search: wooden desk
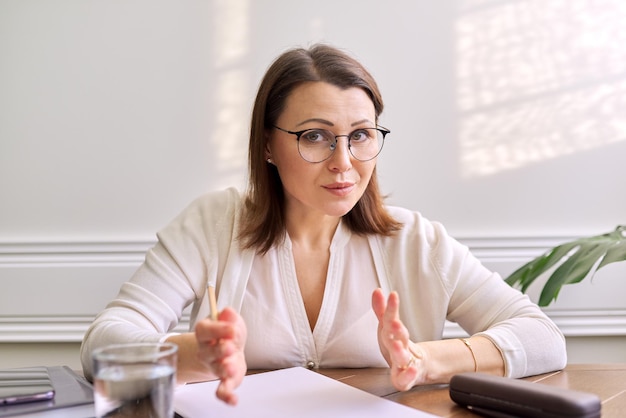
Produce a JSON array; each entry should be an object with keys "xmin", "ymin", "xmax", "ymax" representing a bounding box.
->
[{"xmin": 317, "ymin": 364, "xmax": 626, "ymax": 417}]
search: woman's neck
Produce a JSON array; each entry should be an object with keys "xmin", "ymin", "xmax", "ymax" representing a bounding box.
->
[{"xmin": 285, "ymin": 211, "xmax": 340, "ymax": 250}]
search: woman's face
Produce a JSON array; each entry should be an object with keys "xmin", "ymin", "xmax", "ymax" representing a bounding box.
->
[{"xmin": 266, "ymin": 81, "xmax": 378, "ymax": 220}]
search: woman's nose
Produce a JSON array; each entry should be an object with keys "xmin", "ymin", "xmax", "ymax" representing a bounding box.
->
[{"xmin": 327, "ymin": 137, "xmax": 353, "ymax": 171}]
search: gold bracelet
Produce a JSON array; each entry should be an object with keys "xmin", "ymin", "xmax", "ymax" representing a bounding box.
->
[{"xmin": 460, "ymin": 338, "xmax": 478, "ymax": 372}]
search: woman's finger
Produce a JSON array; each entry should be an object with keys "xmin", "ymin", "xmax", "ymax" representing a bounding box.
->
[
  {"xmin": 218, "ymin": 307, "xmax": 247, "ymax": 347},
  {"xmin": 195, "ymin": 320, "xmax": 234, "ymax": 343},
  {"xmin": 382, "ymin": 291, "xmax": 400, "ymax": 324},
  {"xmin": 371, "ymin": 288, "xmax": 387, "ymax": 320},
  {"xmin": 215, "ymin": 351, "xmax": 246, "ymax": 405}
]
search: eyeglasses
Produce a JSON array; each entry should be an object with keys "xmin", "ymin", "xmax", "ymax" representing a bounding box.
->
[{"xmin": 273, "ymin": 126, "xmax": 390, "ymax": 163}]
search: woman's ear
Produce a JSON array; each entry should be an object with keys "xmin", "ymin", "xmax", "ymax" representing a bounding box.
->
[{"xmin": 264, "ymin": 137, "xmax": 273, "ymax": 164}]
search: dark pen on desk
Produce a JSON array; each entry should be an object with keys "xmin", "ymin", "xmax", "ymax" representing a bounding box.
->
[{"xmin": 207, "ymin": 285, "xmax": 218, "ymax": 321}]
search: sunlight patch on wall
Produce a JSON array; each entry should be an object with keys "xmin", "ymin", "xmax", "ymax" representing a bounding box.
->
[
  {"xmin": 456, "ymin": 0, "xmax": 626, "ymax": 178},
  {"xmin": 211, "ymin": 0, "xmax": 250, "ymax": 189}
]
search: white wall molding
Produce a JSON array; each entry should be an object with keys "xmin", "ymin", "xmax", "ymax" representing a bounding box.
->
[
  {"xmin": 443, "ymin": 310, "xmax": 626, "ymax": 339},
  {"xmin": 3, "ymin": 310, "xmax": 625, "ymax": 343},
  {"xmin": 0, "ymin": 234, "xmax": 578, "ymax": 266},
  {"xmin": 0, "ymin": 315, "xmax": 191, "ymax": 343},
  {"xmin": 1, "ymin": 236, "xmax": 625, "ymax": 343},
  {"xmin": 0, "ymin": 240, "xmax": 156, "ymax": 266},
  {"xmin": 0, "ymin": 315, "xmax": 94, "ymax": 343},
  {"xmin": 544, "ymin": 309, "xmax": 626, "ymax": 337}
]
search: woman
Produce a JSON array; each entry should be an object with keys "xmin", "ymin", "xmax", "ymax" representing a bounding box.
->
[{"xmin": 80, "ymin": 44, "xmax": 566, "ymax": 405}]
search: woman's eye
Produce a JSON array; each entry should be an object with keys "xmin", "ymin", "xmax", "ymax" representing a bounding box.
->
[
  {"xmin": 303, "ymin": 130, "xmax": 328, "ymax": 143},
  {"xmin": 350, "ymin": 130, "xmax": 370, "ymax": 142}
]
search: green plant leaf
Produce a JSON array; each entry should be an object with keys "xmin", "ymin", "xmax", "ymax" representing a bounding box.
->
[
  {"xmin": 597, "ymin": 226, "xmax": 626, "ymax": 269},
  {"xmin": 539, "ymin": 242, "xmax": 609, "ymax": 306},
  {"xmin": 598, "ymin": 244, "xmax": 626, "ymax": 268},
  {"xmin": 505, "ymin": 225, "xmax": 626, "ymax": 306},
  {"xmin": 505, "ymin": 242, "xmax": 579, "ymax": 292}
]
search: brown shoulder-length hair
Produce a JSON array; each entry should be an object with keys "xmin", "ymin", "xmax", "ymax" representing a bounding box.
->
[{"xmin": 239, "ymin": 44, "xmax": 402, "ymax": 254}]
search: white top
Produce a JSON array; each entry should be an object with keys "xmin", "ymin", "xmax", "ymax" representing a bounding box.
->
[
  {"xmin": 80, "ymin": 187, "xmax": 567, "ymax": 379},
  {"xmin": 242, "ymin": 225, "xmax": 386, "ymax": 369}
]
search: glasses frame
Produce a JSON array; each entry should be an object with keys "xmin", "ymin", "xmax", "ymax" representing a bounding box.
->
[{"xmin": 273, "ymin": 125, "xmax": 390, "ymax": 163}]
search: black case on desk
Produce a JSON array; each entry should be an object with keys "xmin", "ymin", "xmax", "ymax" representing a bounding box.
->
[{"xmin": 449, "ymin": 372, "xmax": 601, "ymax": 418}]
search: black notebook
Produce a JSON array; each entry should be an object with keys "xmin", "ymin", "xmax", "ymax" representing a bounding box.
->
[{"xmin": 0, "ymin": 366, "xmax": 93, "ymax": 417}]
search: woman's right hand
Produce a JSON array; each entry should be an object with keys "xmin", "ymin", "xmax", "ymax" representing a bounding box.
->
[{"xmin": 193, "ymin": 306, "xmax": 248, "ymax": 405}]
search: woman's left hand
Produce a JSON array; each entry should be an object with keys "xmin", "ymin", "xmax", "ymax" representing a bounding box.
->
[{"xmin": 371, "ymin": 288, "xmax": 427, "ymax": 391}]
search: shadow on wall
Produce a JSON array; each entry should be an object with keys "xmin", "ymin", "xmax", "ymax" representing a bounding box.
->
[
  {"xmin": 210, "ymin": 0, "xmax": 251, "ymax": 190},
  {"xmin": 456, "ymin": 0, "xmax": 626, "ymax": 178}
]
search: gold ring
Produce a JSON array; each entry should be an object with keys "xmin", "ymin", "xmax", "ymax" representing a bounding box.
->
[{"xmin": 398, "ymin": 353, "xmax": 416, "ymax": 371}]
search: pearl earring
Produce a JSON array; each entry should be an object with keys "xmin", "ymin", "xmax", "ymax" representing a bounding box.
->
[{"xmin": 267, "ymin": 158, "xmax": 273, "ymax": 164}]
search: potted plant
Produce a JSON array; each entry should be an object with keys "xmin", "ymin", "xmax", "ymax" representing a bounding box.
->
[{"xmin": 505, "ymin": 225, "xmax": 626, "ymax": 307}]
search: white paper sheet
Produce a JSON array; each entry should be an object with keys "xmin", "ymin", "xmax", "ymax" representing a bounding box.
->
[{"xmin": 174, "ymin": 367, "xmax": 439, "ymax": 418}]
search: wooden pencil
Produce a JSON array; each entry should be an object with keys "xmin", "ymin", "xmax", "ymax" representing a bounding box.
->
[{"xmin": 208, "ymin": 285, "xmax": 218, "ymax": 321}]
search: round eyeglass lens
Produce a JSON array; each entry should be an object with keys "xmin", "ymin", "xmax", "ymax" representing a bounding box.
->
[{"xmin": 297, "ymin": 128, "xmax": 385, "ymax": 162}]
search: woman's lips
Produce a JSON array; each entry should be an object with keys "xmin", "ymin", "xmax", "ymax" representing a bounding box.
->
[{"xmin": 323, "ymin": 182, "xmax": 356, "ymax": 196}]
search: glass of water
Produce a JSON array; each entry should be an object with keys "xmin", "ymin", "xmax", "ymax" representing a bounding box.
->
[{"xmin": 92, "ymin": 342, "xmax": 178, "ymax": 418}]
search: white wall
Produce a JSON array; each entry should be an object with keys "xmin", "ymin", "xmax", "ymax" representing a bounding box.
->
[{"xmin": 1, "ymin": 0, "xmax": 625, "ymax": 369}]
